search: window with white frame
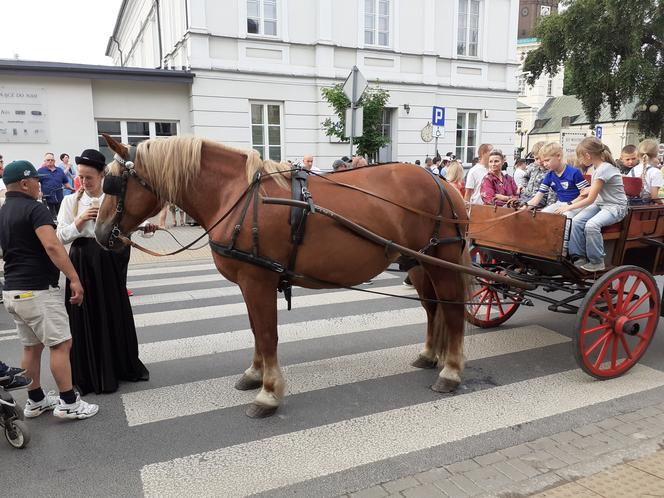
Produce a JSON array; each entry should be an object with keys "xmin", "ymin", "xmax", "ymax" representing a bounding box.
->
[
  {"xmin": 364, "ymin": 0, "xmax": 390, "ymax": 47},
  {"xmin": 517, "ymin": 74, "xmax": 526, "ymax": 96},
  {"xmin": 247, "ymin": 0, "xmax": 277, "ymax": 36},
  {"xmin": 515, "ymin": 120, "xmax": 523, "ymax": 132},
  {"xmin": 457, "ymin": 0, "xmax": 480, "ymax": 57},
  {"xmin": 455, "ymin": 111, "xmax": 479, "ymax": 164},
  {"xmin": 547, "ymin": 77, "xmax": 553, "ymax": 97},
  {"xmin": 96, "ymin": 120, "xmax": 178, "ymax": 162},
  {"xmin": 250, "ymin": 103, "xmax": 283, "ymax": 161}
]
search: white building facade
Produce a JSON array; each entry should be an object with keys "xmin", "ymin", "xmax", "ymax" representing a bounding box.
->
[{"xmin": 107, "ymin": 0, "xmax": 521, "ymax": 167}]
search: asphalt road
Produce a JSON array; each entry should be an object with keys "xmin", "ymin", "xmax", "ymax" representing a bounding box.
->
[{"xmin": 2, "ymin": 261, "xmax": 664, "ymax": 497}]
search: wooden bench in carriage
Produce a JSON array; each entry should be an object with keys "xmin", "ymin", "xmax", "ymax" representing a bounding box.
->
[{"xmin": 466, "ymin": 175, "xmax": 663, "ymax": 380}]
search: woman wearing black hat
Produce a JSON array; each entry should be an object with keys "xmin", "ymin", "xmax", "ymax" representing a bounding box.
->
[{"xmin": 56, "ymin": 149, "xmax": 150, "ymax": 395}]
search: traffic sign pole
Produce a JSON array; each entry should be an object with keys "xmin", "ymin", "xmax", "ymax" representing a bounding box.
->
[{"xmin": 350, "ymin": 66, "xmax": 357, "ymax": 158}]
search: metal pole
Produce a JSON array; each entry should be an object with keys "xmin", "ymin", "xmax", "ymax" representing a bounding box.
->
[{"xmin": 350, "ymin": 66, "xmax": 357, "ymax": 159}]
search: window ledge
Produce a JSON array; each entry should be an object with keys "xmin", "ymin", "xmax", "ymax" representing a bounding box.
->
[
  {"xmin": 246, "ymin": 34, "xmax": 281, "ymax": 42},
  {"xmin": 456, "ymin": 55, "xmax": 482, "ymax": 62}
]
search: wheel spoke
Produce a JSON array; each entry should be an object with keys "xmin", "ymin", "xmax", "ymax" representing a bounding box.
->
[
  {"xmin": 622, "ymin": 278, "xmax": 641, "ymax": 311},
  {"xmin": 611, "ymin": 334, "xmax": 619, "ymax": 369},
  {"xmin": 471, "ymin": 287, "xmax": 486, "ymax": 299},
  {"xmin": 614, "ymin": 276, "xmax": 627, "ymax": 309},
  {"xmin": 624, "ymin": 291, "xmax": 652, "ymax": 317},
  {"xmin": 619, "ymin": 334, "xmax": 633, "ymax": 360},
  {"xmin": 589, "ymin": 306, "xmax": 610, "ymax": 321},
  {"xmin": 485, "ymin": 292, "xmax": 495, "ymax": 321},
  {"xmin": 601, "ymin": 289, "xmax": 616, "ymax": 315},
  {"xmin": 496, "ymin": 296, "xmax": 506, "ymax": 316},
  {"xmin": 582, "ymin": 323, "xmax": 611, "ymax": 336},
  {"xmin": 586, "ymin": 329, "xmax": 613, "ymax": 356},
  {"xmin": 593, "ymin": 334, "xmax": 611, "ymax": 369},
  {"xmin": 628, "ymin": 311, "xmax": 656, "ymax": 321}
]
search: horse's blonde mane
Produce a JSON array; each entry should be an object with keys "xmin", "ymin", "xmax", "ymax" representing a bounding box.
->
[
  {"xmin": 134, "ymin": 136, "xmax": 204, "ymax": 204},
  {"xmin": 111, "ymin": 136, "xmax": 290, "ymax": 204}
]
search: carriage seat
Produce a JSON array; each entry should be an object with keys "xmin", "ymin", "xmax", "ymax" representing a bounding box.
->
[{"xmin": 601, "ymin": 222, "xmax": 622, "ymax": 240}]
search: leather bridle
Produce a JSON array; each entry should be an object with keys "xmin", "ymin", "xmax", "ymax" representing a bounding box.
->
[{"xmin": 102, "ymin": 146, "xmax": 160, "ymax": 248}]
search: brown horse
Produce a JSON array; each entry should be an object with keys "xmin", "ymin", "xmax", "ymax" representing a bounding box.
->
[{"xmin": 95, "ymin": 135, "xmax": 471, "ymax": 418}]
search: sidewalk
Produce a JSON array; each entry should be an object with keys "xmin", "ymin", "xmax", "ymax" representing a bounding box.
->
[
  {"xmin": 128, "ymin": 224, "xmax": 213, "ymax": 265},
  {"xmin": 342, "ymin": 400, "xmax": 664, "ymax": 498}
]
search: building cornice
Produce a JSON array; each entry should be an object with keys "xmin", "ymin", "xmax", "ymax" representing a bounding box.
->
[{"xmin": 0, "ymin": 59, "xmax": 194, "ymax": 84}]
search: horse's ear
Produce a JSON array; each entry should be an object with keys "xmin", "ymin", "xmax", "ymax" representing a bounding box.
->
[{"xmin": 102, "ymin": 133, "xmax": 129, "ymax": 158}]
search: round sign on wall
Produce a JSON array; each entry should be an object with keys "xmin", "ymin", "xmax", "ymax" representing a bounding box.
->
[{"xmin": 421, "ymin": 122, "xmax": 433, "ymax": 143}]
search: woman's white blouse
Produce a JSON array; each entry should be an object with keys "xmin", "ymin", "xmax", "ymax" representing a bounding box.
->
[{"xmin": 56, "ymin": 192, "xmax": 104, "ymax": 245}]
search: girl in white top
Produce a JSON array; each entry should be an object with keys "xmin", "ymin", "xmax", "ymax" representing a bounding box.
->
[{"xmin": 626, "ymin": 139, "xmax": 662, "ymax": 201}]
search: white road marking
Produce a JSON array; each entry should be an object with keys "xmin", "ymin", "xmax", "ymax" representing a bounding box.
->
[
  {"xmin": 129, "ymin": 274, "xmax": 225, "ymax": 290},
  {"xmin": 133, "ymin": 284, "xmax": 416, "ymax": 328},
  {"xmin": 138, "ymin": 308, "xmax": 425, "ymax": 364},
  {"xmin": 128, "ymin": 263, "xmax": 219, "ymax": 278},
  {"xmin": 129, "ymin": 272, "xmax": 396, "ymax": 306},
  {"xmin": 124, "ymin": 326, "xmax": 569, "ymax": 426},
  {"xmin": 141, "ymin": 365, "xmax": 664, "ymax": 498}
]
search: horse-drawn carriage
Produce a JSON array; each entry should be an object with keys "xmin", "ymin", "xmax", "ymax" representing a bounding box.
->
[
  {"xmin": 465, "ymin": 180, "xmax": 662, "ymax": 380},
  {"xmin": 94, "ymin": 134, "xmax": 660, "ymax": 417}
]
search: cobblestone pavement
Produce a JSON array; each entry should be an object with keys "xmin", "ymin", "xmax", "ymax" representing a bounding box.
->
[{"xmin": 340, "ymin": 401, "xmax": 664, "ymax": 498}]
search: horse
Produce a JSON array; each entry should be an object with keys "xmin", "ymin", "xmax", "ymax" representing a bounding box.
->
[{"xmin": 95, "ymin": 134, "xmax": 471, "ymax": 418}]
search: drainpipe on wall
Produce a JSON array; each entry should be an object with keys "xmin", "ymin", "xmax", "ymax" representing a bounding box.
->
[
  {"xmin": 155, "ymin": 0, "xmax": 164, "ymax": 68},
  {"xmin": 111, "ymin": 36, "xmax": 124, "ymax": 67}
]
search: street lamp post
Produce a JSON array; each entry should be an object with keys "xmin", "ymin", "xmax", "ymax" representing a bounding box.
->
[{"xmin": 516, "ymin": 129, "xmax": 529, "ymax": 159}]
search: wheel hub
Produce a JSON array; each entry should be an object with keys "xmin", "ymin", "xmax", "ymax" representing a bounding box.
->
[{"xmin": 614, "ymin": 316, "xmax": 640, "ymax": 336}]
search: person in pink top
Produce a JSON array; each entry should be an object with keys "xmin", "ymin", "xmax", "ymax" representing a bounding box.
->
[{"xmin": 480, "ymin": 149, "xmax": 519, "ymax": 206}]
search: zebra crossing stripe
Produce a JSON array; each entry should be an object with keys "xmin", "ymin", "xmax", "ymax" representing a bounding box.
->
[
  {"xmin": 138, "ymin": 308, "xmax": 425, "ymax": 364},
  {"xmin": 140, "ymin": 365, "xmax": 664, "ymax": 497},
  {"xmin": 124, "ymin": 326, "xmax": 569, "ymax": 426},
  {"xmin": 133, "ymin": 284, "xmax": 416, "ymax": 328},
  {"xmin": 128, "ymin": 274, "xmax": 223, "ymax": 290},
  {"xmin": 129, "ymin": 272, "xmax": 397, "ymax": 306},
  {"xmin": 128, "ymin": 263, "xmax": 218, "ymax": 277}
]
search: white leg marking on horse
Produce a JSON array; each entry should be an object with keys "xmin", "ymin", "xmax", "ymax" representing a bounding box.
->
[
  {"xmin": 440, "ymin": 366, "xmax": 461, "ymax": 383},
  {"xmin": 255, "ymin": 387, "xmax": 281, "ymax": 407},
  {"xmin": 243, "ymin": 366, "xmax": 263, "ymax": 381}
]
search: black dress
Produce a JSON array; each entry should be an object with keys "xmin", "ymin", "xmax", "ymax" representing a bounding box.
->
[{"xmin": 65, "ymin": 238, "xmax": 149, "ymax": 394}]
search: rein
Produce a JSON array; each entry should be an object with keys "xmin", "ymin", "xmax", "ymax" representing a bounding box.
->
[{"xmin": 105, "ymin": 159, "xmax": 519, "ymax": 258}]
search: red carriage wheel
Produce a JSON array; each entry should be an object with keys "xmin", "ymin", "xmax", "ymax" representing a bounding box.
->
[
  {"xmin": 465, "ymin": 247, "xmax": 521, "ymax": 328},
  {"xmin": 574, "ymin": 266, "xmax": 659, "ymax": 379}
]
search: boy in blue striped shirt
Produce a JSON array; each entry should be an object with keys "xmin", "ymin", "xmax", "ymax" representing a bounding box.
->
[{"xmin": 525, "ymin": 142, "xmax": 589, "ymax": 218}]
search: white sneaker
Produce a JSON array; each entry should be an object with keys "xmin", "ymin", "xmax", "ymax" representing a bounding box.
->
[
  {"xmin": 24, "ymin": 390, "xmax": 59, "ymax": 418},
  {"xmin": 580, "ymin": 261, "xmax": 606, "ymax": 272},
  {"xmin": 573, "ymin": 258, "xmax": 589, "ymax": 268},
  {"xmin": 53, "ymin": 393, "xmax": 99, "ymax": 420}
]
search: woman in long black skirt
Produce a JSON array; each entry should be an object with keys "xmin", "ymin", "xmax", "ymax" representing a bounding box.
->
[{"xmin": 56, "ymin": 149, "xmax": 151, "ymax": 395}]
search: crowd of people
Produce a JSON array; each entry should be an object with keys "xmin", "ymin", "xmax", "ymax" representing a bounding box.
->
[{"xmin": 0, "ymin": 148, "xmax": 155, "ymax": 421}]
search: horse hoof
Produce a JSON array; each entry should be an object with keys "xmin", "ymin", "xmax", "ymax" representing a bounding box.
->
[
  {"xmin": 411, "ymin": 355, "xmax": 437, "ymax": 369},
  {"xmin": 234, "ymin": 374, "xmax": 262, "ymax": 391},
  {"xmin": 431, "ymin": 377, "xmax": 460, "ymax": 393},
  {"xmin": 246, "ymin": 403, "xmax": 278, "ymax": 418}
]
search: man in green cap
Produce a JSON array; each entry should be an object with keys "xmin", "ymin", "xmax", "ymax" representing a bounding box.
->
[{"xmin": 0, "ymin": 160, "xmax": 98, "ymax": 419}]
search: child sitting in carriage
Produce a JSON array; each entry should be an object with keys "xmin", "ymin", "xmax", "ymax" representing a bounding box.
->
[
  {"xmin": 524, "ymin": 142, "xmax": 589, "ymax": 218},
  {"xmin": 555, "ymin": 137, "xmax": 627, "ymax": 272},
  {"xmin": 624, "ymin": 139, "xmax": 662, "ymax": 203}
]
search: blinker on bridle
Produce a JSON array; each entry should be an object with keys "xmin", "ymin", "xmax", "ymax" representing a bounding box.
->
[{"xmin": 103, "ymin": 146, "xmax": 159, "ymax": 248}]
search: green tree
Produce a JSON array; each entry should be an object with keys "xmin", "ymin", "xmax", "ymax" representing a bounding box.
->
[
  {"xmin": 523, "ymin": 0, "xmax": 664, "ymax": 139},
  {"xmin": 321, "ymin": 84, "xmax": 390, "ymax": 157}
]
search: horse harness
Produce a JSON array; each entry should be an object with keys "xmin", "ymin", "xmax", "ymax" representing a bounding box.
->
[
  {"xmin": 208, "ymin": 167, "xmax": 465, "ymax": 309},
  {"xmin": 102, "ymin": 146, "xmax": 160, "ymax": 249},
  {"xmin": 103, "ymin": 151, "xmax": 466, "ymax": 308}
]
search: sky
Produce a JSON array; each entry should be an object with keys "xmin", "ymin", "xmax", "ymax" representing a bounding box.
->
[{"xmin": 0, "ymin": 0, "xmax": 124, "ymax": 65}]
